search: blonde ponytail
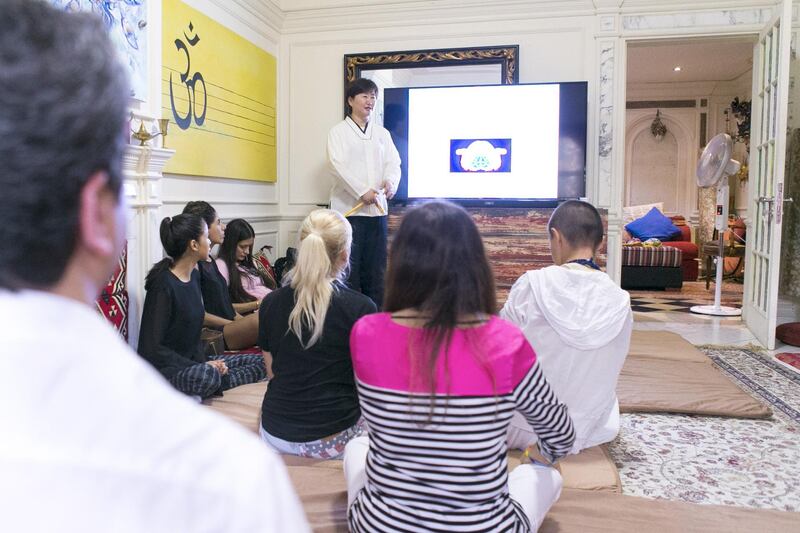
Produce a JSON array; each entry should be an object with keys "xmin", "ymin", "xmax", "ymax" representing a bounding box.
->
[{"xmin": 288, "ymin": 209, "xmax": 352, "ymax": 348}]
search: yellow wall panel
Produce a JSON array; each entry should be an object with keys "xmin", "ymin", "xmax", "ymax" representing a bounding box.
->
[{"xmin": 162, "ymin": 0, "xmax": 276, "ymax": 182}]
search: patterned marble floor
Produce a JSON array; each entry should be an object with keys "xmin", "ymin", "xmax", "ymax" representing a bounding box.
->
[
  {"xmin": 613, "ymin": 304, "xmax": 800, "ymax": 512},
  {"xmin": 629, "ymin": 281, "xmax": 743, "ymax": 314}
]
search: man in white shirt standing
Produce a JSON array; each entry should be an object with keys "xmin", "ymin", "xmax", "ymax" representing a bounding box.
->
[
  {"xmin": 0, "ymin": 2, "xmax": 309, "ymax": 531},
  {"xmin": 502, "ymin": 200, "xmax": 633, "ymax": 454},
  {"xmin": 328, "ymin": 78, "xmax": 401, "ymax": 308}
]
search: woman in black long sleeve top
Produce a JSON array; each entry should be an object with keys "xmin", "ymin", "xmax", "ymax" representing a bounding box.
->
[
  {"xmin": 182, "ymin": 201, "xmax": 259, "ymax": 350},
  {"xmin": 137, "ymin": 214, "xmax": 265, "ymax": 398}
]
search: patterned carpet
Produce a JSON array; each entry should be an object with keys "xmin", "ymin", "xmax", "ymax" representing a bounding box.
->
[
  {"xmin": 775, "ymin": 353, "xmax": 800, "ymax": 375},
  {"xmin": 608, "ymin": 347, "xmax": 800, "ymax": 511}
]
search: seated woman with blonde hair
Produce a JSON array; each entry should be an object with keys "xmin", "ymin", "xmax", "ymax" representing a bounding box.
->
[{"xmin": 258, "ymin": 209, "xmax": 376, "ymax": 458}]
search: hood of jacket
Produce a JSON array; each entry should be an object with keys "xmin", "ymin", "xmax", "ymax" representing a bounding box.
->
[{"xmin": 522, "ymin": 265, "xmax": 631, "ymax": 350}]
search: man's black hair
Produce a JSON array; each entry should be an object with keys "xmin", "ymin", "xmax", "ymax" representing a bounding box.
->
[
  {"xmin": 548, "ymin": 200, "xmax": 604, "ymax": 250},
  {"xmin": 0, "ymin": 0, "xmax": 129, "ymax": 289}
]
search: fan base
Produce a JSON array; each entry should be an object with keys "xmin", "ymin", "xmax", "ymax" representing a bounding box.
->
[{"xmin": 690, "ymin": 305, "xmax": 742, "ymax": 316}]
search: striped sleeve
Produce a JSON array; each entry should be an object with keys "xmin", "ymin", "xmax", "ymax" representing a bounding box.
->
[{"xmin": 512, "ymin": 360, "xmax": 575, "ymax": 463}]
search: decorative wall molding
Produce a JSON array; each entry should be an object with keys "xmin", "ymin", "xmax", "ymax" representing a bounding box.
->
[
  {"xmin": 599, "ymin": 15, "xmax": 617, "ymax": 32},
  {"xmin": 280, "ymin": 1, "xmax": 595, "ymax": 34},
  {"xmin": 122, "ymin": 145, "xmax": 175, "ymax": 349},
  {"xmin": 596, "ymin": 39, "xmax": 616, "ymax": 209},
  {"xmin": 621, "ymin": 8, "xmax": 772, "ymax": 33},
  {"xmin": 626, "ymin": 99, "xmax": 697, "ymax": 109},
  {"xmin": 625, "ymin": 110, "xmax": 698, "ymax": 218}
]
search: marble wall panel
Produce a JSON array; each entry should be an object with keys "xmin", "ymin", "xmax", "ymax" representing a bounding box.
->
[{"xmin": 389, "ymin": 206, "xmax": 608, "ymax": 305}]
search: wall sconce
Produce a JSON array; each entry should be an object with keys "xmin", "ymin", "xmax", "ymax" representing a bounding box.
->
[{"xmin": 650, "ymin": 109, "xmax": 667, "ymax": 142}]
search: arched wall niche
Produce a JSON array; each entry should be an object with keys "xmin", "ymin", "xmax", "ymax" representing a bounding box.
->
[{"xmin": 624, "ymin": 109, "xmax": 698, "ymax": 220}]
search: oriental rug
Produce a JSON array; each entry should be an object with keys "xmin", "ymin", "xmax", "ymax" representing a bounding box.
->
[{"xmin": 608, "ymin": 346, "xmax": 800, "ymax": 511}]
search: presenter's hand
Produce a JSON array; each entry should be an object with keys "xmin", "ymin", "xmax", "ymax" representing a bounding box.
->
[
  {"xmin": 360, "ymin": 189, "xmax": 378, "ymax": 204},
  {"xmin": 381, "ymin": 180, "xmax": 395, "ymax": 200}
]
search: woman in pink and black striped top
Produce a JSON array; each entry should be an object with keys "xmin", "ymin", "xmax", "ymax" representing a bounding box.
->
[{"xmin": 344, "ymin": 201, "xmax": 575, "ymax": 532}]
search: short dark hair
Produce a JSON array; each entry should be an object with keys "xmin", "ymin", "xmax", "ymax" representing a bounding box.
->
[
  {"xmin": 182, "ymin": 201, "xmax": 217, "ymax": 228},
  {"xmin": 548, "ymin": 200, "xmax": 604, "ymax": 250},
  {"xmin": 345, "ymin": 78, "xmax": 378, "ymax": 114},
  {"xmin": 0, "ymin": 0, "xmax": 129, "ymax": 290}
]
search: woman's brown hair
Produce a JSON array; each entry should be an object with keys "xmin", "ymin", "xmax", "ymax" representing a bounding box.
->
[{"xmin": 384, "ymin": 201, "xmax": 496, "ymax": 395}]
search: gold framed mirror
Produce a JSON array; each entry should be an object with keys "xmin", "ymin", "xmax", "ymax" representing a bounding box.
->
[{"xmin": 343, "ymin": 45, "xmax": 519, "ymax": 116}]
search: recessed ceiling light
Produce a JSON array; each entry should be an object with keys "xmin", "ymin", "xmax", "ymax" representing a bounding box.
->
[{"xmin": 673, "ymin": 66, "xmax": 682, "ymax": 72}]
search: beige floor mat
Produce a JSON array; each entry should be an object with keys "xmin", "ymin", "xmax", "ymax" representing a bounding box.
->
[
  {"xmin": 618, "ymin": 356, "xmax": 771, "ymax": 418},
  {"xmin": 628, "ymin": 330, "xmax": 709, "ymax": 363},
  {"xmin": 203, "ymin": 380, "xmax": 266, "ymax": 433},
  {"xmin": 541, "ymin": 489, "xmax": 799, "ymax": 533}
]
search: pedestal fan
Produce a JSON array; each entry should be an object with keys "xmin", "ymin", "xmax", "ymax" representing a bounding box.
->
[{"xmin": 691, "ymin": 133, "xmax": 742, "ymax": 317}]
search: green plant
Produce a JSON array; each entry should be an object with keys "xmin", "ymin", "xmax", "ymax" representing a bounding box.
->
[{"xmin": 730, "ymin": 97, "xmax": 751, "ymax": 145}]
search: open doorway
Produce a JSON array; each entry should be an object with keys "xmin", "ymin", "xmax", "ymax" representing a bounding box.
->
[{"xmin": 621, "ymin": 36, "xmax": 755, "ymax": 313}]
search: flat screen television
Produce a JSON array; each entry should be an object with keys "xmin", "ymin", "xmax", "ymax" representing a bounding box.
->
[{"xmin": 383, "ymin": 82, "xmax": 588, "ymax": 207}]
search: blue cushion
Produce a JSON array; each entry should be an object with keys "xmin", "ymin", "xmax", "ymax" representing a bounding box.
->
[{"xmin": 625, "ymin": 207, "xmax": 682, "ymax": 241}]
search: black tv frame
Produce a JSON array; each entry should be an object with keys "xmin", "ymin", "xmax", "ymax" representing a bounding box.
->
[{"xmin": 384, "ymin": 81, "xmax": 588, "ymax": 209}]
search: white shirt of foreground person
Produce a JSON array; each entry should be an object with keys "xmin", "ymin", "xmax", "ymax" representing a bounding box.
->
[
  {"xmin": 0, "ymin": 290, "xmax": 310, "ymax": 533},
  {"xmin": 501, "ymin": 263, "xmax": 633, "ymax": 453},
  {"xmin": 328, "ymin": 116, "xmax": 401, "ymax": 216}
]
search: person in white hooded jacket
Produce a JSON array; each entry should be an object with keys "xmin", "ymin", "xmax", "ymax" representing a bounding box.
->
[{"xmin": 501, "ymin": 200, "xmax": 633, "ymax": 454}]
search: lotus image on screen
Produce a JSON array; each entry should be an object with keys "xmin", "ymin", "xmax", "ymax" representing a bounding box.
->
[
  {"xmin": 449, "ymin": 138, "xmax": 512, "ymax": 173},
  {"xmin": 455, "ymin": 140, "xmax": 508, "ymax": 171}
]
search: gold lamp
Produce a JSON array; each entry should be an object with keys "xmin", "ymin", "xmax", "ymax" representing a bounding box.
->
[{"xmin": 130, "ymin": 115, "xmax": 170, "ymax": 147}]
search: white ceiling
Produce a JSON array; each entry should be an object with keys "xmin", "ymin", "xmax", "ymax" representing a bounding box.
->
[{"xmin": 627, "ymin": 38, "xmax": 755, "ymax": 84}]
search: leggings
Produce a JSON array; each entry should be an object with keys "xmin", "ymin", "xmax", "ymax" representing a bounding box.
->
[
  {"xmin": 343, "ymin": 435, "xmax": 562, "ymax": 531},
  {"xmin": 260, "ymin": 418, "xmax": 366, "ymax": 459},
  {"xmin": 169, "ymin": 354, "xmax": 266, "ymax": 399}
]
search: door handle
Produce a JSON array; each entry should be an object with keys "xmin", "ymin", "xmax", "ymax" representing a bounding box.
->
[
  {"xmin": 758, "ymin": 196, "xmax": 775, "ymax": 203},
  {"xmin": 783, "ymin": 197, "xmax": 794, "ymax": 203}
]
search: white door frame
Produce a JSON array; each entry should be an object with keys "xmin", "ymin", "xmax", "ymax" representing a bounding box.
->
[
  {"xmin": 742, "ymin": 0, "xmax": 793, "ymax": 349},
  {"xmin": 603, "ymin": 5, "xmax": 775, "ymax": 299}
]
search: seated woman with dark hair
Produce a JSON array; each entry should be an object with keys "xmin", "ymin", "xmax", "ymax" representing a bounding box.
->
[
  {"xmin": 182, "ymin": 201, "xmax": 259, "ymax": 350},
  {"xmin": 215, "ymin": 218, "xmax": 276, "ymax": 315},
  {"xmin": 344, "ymin": 201, "xmax": 575, "ymax": 532},
  {"xmin": 137, "ymin": 214, "xmax": 266, "ymax": 399}
]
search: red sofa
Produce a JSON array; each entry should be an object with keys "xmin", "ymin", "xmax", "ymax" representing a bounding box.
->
[
  {"xmin": 663, "ymin": 218, "xmax": 698, "ymax": 281},
  {"xmin": 621, "ymin": 215, "xmax": 698, "ymax": 290}
]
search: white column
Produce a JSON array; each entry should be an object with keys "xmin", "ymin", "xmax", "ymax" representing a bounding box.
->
[{"xmin": 122, "ymin": 145, "xmax": 175, "ymax": 349}]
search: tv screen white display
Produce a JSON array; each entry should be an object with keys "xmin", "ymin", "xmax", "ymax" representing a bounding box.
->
[{"xmin": 383, "ymin": 82, "xmax": 587, "ymax": 206}]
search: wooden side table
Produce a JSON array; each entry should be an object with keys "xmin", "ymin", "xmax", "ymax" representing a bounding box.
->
[{"xmin": 701, "ymin": 242, "xmax": 746, "ymax": 289}]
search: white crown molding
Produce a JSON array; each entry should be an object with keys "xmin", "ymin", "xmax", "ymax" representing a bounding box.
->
[
  {"xmin": 201, "ymin": 0, "xmax": 283, "ymax": 42},
  {"xmin": 266, "ymin": 1, "xmax": 777, "ymax": 33},
  {"xmin": 279, "ymin": 0, "xmax": 596, "ymax": 33}
]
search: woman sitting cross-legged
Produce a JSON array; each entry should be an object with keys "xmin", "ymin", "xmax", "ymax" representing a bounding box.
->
[
  {"xmin": 215, "ymin": 218, "xmax": 276, "ymax": 315},
  {"xmin": 258, "ymin": 209, "xmax": 376, "ymax": 458},
  {"xmin": 344, "ymin": 201, "xmax": 576, "ymax": 532},
  {"xmin": 137, "ymin": 214, "xmax": 266, "ymax": 399},
  {"xmin": 182, "ymin": 201, "xmax": 259, "ymax": 350}
]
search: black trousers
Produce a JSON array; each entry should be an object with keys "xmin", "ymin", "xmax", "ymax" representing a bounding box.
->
[{"xmin": 346, "ymin": 215, "xmax": 387, "ymax": 309}]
